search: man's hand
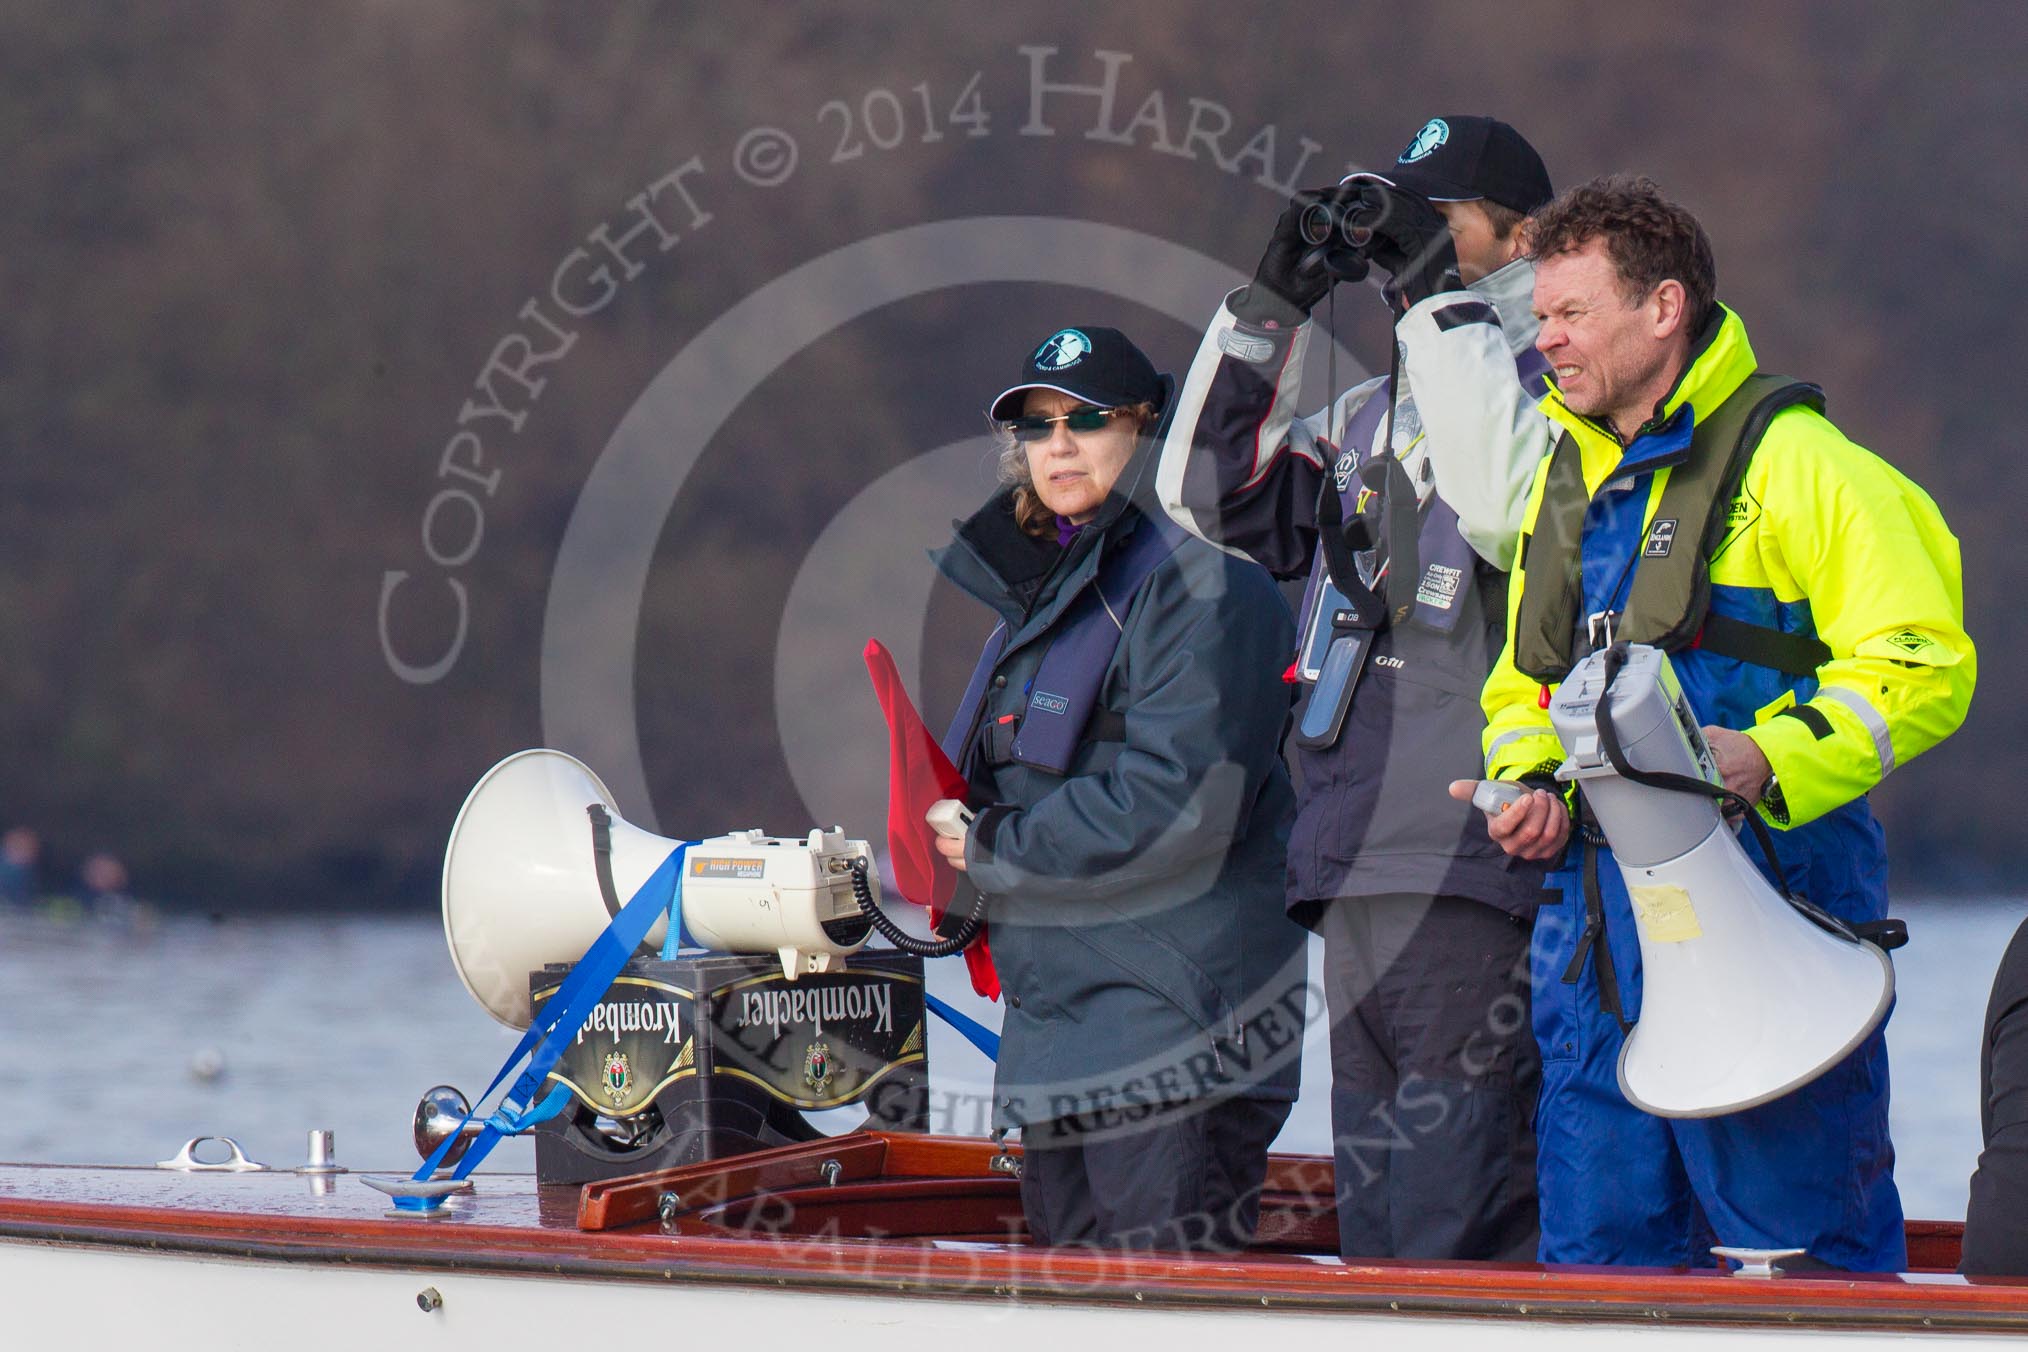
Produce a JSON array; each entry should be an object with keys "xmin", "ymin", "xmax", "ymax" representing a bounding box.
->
[
  {"xmin": 932, "ymin": 832, "xmax": 968, "ymax": 873},
  {"xmin": 1449, "ymin": 778, "xmax": 1570, "ymax": 861},
  {"xmin": 1359, "ymin": 183, "xmax": 1462, "ymax": 311},
  {"xmin": 1703, "ymin": 726, "xmax": 1773, "ymax": 804},
  {"xmin": 1236, "ymin": 185, "xmax": 1368, "ymax": 324}
]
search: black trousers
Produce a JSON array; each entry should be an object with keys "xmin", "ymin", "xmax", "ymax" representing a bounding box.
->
[
  {"xmin": 1019, "ymin": 1094, "xmax": 1292, "ymax": 1251},
  {"xmin": 1318, "ymin": 893, "xmax": 1539, "ymax": 1260}
]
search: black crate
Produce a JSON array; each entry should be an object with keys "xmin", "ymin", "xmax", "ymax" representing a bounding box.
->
[{"xmin": 529, "ymin": 949, "xmax": 928, "ymax": 1185}]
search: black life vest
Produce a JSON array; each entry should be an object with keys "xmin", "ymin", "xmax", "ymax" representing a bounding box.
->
[{"xmin": 1302, "ymin": 374, "xmax": 1484, "ymax": 645}]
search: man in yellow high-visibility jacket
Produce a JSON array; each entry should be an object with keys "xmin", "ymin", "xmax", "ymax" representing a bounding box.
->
[{"xmin": 1451, "ymin": 175, "xmax": 1974, "ymax": 1271}]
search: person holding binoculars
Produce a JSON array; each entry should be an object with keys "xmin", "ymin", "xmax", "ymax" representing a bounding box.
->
[{"xmin": 1156, "ymin": 115, "xmax": 1556, "ymax": 1261}]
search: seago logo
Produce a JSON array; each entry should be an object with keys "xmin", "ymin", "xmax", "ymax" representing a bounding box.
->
[
  {"xmin": 1031, "ymin": 690, "xmax": 1070, "ymax": 715},
  {"xmin": 1034, "ymin": 328, "xmax": 1091, "ymax": 370},
  {"xmin": 1400, "ymin": 118, "xmax": 1449, "ymax": 163}
]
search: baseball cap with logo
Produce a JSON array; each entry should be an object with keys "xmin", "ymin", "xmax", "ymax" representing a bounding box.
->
[
  {"xmin": 988, "ymin": 326, "xmax": 1168, "ymax": 422},
  {"xmin": 1348, "ymin": 115, "xmax": 1552, "ymax": 214}
]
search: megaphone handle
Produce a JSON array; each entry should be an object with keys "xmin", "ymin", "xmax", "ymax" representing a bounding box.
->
[
  {"xmin": 1471, "ymin": 780, "xmax": 1529, "ymax": 817},
  {"xmin": 927, "ymin": 799, "xmax": 974, "ymax": 840}
]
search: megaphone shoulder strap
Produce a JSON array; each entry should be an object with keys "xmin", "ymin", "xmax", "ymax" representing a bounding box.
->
[
  {"xmin": 1564, "ymin": 841, "xmax": 1635, "ymax": 1034},
  {"xmin": 589, "ymin": 804, "xmax": 623, "ymax": 918}
]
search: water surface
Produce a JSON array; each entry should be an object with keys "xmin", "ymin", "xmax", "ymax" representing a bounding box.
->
[{"xmin": 1, "ymin": 896, "xmax": 2018, "ymax": 1223}]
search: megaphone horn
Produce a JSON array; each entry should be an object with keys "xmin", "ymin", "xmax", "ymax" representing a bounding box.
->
[
  {"xmin": 441, "ymin": 749, "xmax": 682, "ymax": 1029},
  {"xmin": 442, "ymin": 749, "xmax": 880, "ymax": 1031},
  {"xmin": 1548, "ymin": 644, "xmax": 1893, "ymax": 1118}
]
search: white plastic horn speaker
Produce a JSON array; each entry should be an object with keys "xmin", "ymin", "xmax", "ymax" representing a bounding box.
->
[
  {"xmin": 442, "ymin": 749, "xmax": 674, "ymax": 1029},
  {"xmin": 442, "ymin": 748, "xmax": 876, "ymax": 1029},
  {"xmin": 1549, "ymin": 645, "xmax": 1893, "ymax": 1118}
]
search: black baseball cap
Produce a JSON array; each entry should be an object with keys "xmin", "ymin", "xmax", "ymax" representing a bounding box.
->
[
  {"xmin": 988, "ymin": 326, "xmax": 1168, "ymax": 422},
  {"xmin": 1349, "ymin": 116, "xmax": 1552, "ymax": 215}
]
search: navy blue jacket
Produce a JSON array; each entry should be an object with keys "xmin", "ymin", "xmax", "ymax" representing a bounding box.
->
[{"xmin": 934, "ymin": 467, "xmax": 1307, "ymax": 1131}]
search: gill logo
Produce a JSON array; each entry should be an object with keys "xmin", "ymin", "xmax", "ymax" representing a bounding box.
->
[
  {"xmin": 1034, "ymin": 329, "xmax": 1091, "ymax": 370},
  {"xmin": 1400, "ymin": 119, "xmax": 1449, "ymax": 163}
]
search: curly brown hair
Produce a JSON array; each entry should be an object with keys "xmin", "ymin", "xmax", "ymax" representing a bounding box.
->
[
  {"xmin": 1525, "ymin": 174, "xmax": 1717, "ymax": 336},
  {"xmin": 993, "ymin": 401, "xmax": 1161, "ymax": 537}
]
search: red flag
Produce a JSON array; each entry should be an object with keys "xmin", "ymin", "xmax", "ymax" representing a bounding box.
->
[{"xmin": 863, "ymin": 638, "xmax": 998, "ymax": 999}]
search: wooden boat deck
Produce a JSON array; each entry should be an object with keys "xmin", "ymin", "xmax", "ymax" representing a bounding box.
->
[{"xmin": 2, "ymin": 1131, "xmax": 2023, "ymax": 1334}]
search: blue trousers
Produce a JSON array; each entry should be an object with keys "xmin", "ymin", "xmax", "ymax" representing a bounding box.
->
[{"xmin": 1531, "ymin": 839, "xmax": 1905, "ymax": 1271}]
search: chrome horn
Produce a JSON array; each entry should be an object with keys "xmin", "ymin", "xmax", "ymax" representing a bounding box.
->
[{"xmin": 412, "ymin": 1084, "xmax": 485, "ymax": 1168}]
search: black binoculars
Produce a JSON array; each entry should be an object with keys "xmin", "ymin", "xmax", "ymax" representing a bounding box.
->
[{"xmin": 1298, "ymin": 196, "xmax": 1379, "ymax": 251}]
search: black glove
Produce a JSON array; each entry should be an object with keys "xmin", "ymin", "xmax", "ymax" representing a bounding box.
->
[
  {"xmin": 1358, "ymin": 184, "xmax": 1462, "ymax": 312},
  {"xmin": 1235, "ymin": 185, "xmax": 1371, "ymax": 326}
]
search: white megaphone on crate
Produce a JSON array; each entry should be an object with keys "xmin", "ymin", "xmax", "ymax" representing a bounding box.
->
[
  {"xmin": 1544, "ymin": 643, "xmax": 1893, "ymax": 1118},
  {"xmin": 441, "ymin": 748, "xmax": 877, "ymax": 1029}
]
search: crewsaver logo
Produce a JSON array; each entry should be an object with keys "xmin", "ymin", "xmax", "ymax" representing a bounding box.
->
[
  {"xmin": 1034, "ymin": 329, "xmax": 1091, "ymax": 371},
  {"xmin": 1333, "ymin": 449, "xmax": 1357, "ymax": 493},
  {"xmin": 1399, "ymin": 118, "xmax": 1448, "ymax": 163},
  {"xmin": 1885, "ymin": 629, "xmax": 1936, "ymax": 656}
]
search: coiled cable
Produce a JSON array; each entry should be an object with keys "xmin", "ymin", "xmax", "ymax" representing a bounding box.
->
[{"xmin": 847, "ymin": 855, "xmax": 984, "ymax": 958}]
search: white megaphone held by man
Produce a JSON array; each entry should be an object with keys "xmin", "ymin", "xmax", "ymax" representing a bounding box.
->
[
  {"xmin": 440, "ymin": 749, "xmax": 878, "ymax": 1028},
  {"xmin": 1534, "ymin": 642, "xmax": 1894, "ymax": 1118}
]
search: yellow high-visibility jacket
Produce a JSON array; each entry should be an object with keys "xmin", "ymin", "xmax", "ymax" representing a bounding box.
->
[{"xmin": 1482, "ymin": 306, "xmax": 1974, "ymax": 828}]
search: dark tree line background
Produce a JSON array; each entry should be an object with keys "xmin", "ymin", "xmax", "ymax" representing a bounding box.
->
[{"xmin": 1, "ymin": 2, "xmax": 2022, "ymax": 910}]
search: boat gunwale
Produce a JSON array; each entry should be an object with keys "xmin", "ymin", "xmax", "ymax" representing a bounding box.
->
[
  {"xmin": 3, "ymin": 1203, "xmax": 2027, "ymax": 1335},
  {"xmin": 4, "ymin": 1132, "xmax": 2028, "ymax": 1336}
]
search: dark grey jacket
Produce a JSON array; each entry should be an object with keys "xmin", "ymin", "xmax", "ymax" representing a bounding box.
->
[
  {"xmin": 935, "ymin": 469, "xmax": 1306, "ymax": 1132},
  {"xmin": 1155, "ymin": 270, "xmax": 1552, "ymax": 920}
]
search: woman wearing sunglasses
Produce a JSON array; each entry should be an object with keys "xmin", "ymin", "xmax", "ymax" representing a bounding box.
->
[{"xmin": 929, "ymin": 325, "xmax": 1307, "ymax": 1251}]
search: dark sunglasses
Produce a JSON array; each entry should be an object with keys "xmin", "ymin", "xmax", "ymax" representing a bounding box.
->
[{"xmin": 1002, "ymin": 406, "xmax": 1121, "ymax": 442}]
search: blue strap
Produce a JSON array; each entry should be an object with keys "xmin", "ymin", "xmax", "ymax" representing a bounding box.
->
[
  {"xmin": 488, "ymin": 1081, "xmax": 574, "ymax": 1134},
  {"xmin": 942, "ymin": 621, "xmax": 1009, "ymax": 769},
  {"xmin": 924, "ymin": 990, "xmax": 999, "ymax": 1060},
  {"xmin": 658, "ymin": 860, "xmax": 697, "ymax": 960},
  {"xmin": 400, "ymin": 840, "xmax": 693, "ymax": 1209}
]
